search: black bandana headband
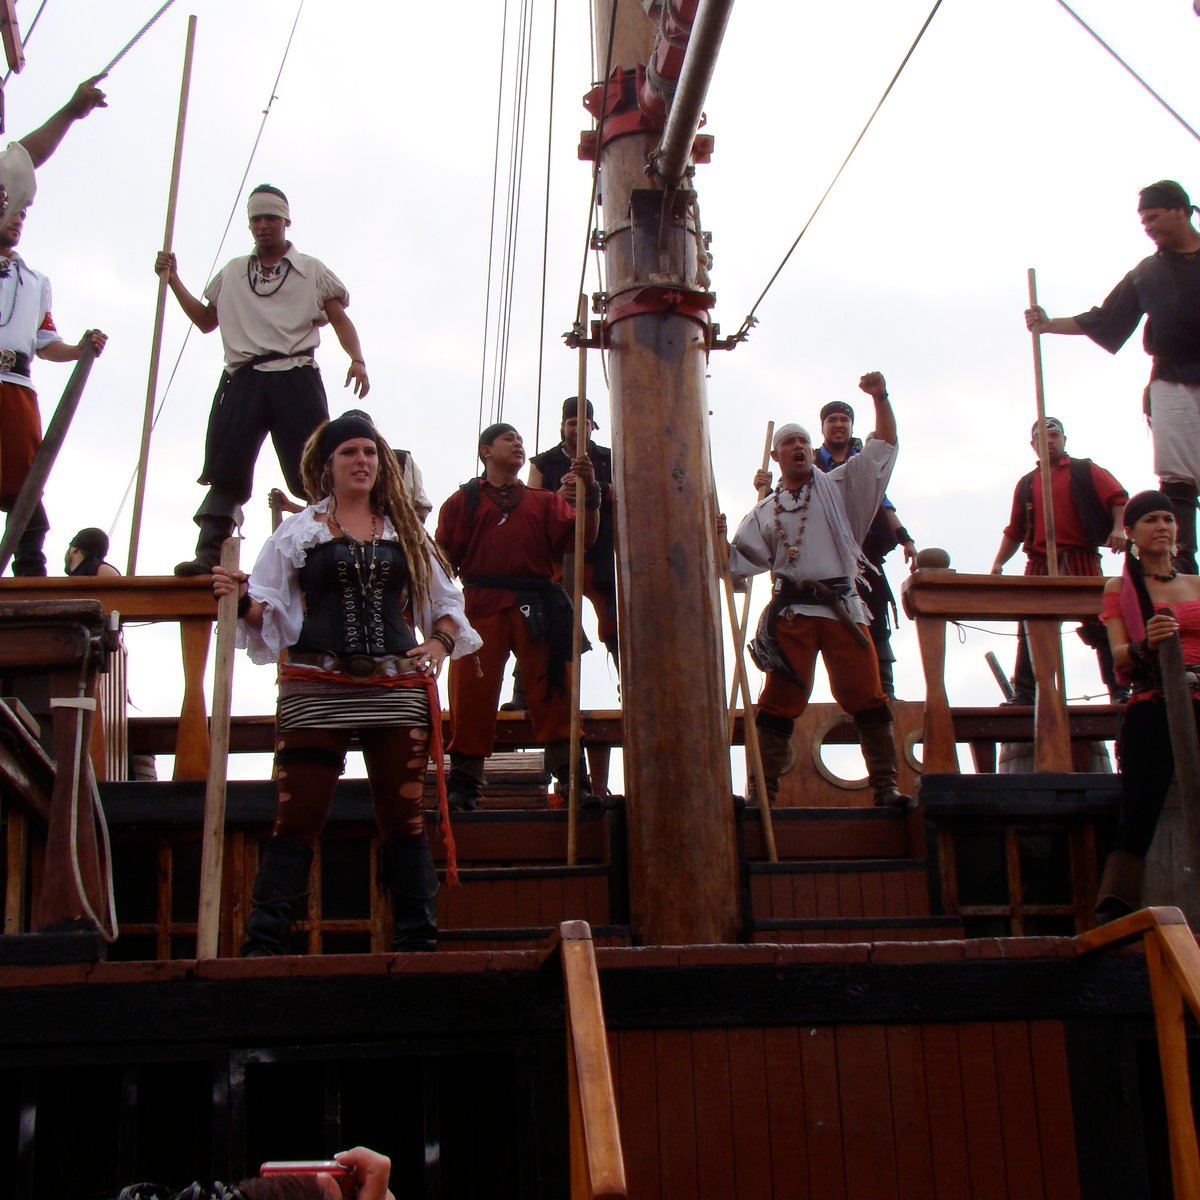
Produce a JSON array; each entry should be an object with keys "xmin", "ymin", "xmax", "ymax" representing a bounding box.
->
[
  {"xmin": 319, "ymin": 413, "xmax": 378, "ymax": 462},
  {"xmin": 1138, "ymin": 180, "xmax": 1194, "ymax": 213},
  {"xmin": 1124, "ymin": 489, "xmax": 1174, "ymax": 529}
]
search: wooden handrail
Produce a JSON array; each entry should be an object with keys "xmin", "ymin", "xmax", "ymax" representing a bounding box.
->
[
  {"xmin": 1077, "ymin": 907, "xmax": 1200, "ymax": 1198},
  {"xmin": 559, "ymin": 920, "xmax": 627, "ymax": 1199},
  {"xmin": 901, "ymin": 570, "xmax": 1107, "ymax": 774}
]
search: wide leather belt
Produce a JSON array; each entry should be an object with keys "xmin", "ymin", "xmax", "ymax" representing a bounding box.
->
[
  {"xmin": 0, "ymin": 348, "xmax": 31, "ymax": 377},
  {"xmin": 288, "ymin": 650, "xmax": 422, "ymax": 678},
  {"xmin": 773, "ymin": 576, "xmax": 853, "ymax": 605}
]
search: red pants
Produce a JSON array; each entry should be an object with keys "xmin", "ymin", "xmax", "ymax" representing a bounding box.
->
[
  {"xmin": 0, "ymin": 381, "xmax": 41, "ymax": 501},
  {"xmin": 448, "ymin": 607, "xmax": 573, "ymax": 757},
  {"xmin": 757, "ymin": 613, "xmax": 888, "ymax": 719}
]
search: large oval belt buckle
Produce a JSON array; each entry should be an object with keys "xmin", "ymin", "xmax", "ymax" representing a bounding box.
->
[
  {"xmin": 0, "ymin": 349, "xmax": 16, "ymax": 373},
  {"xmin": 344, "ymin": 654, "xmax": 374, "ymax": 678}
]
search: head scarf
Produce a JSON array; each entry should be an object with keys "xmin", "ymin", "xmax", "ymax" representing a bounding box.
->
[
  {"xmin": 772, "ymin": 422, "xmax": 810, "ymax": 452},
  {"xmin": 247, "ymin": 185, "xmax": 290, "ymax": 222},
  {"xmin": 478, "ymin": 422, "xmax": 518, "ymax": 457},
  {"xmin": 318, "ymin": 412, "xmax": 378, "ymax": 461},
  {"xmin": 1031, "ymin": 416, "xmax": 1064, "ymax": 439},
  {"xmin": 561, "ymin": 396, "xmax": 597, "ymax": 428},
  {"xmin": 1116, "ymin": 490, "xmax": 1175, "ymax": 681},
  {"xmin": 820, "ymin": 400, "xmax": 855, "ymax": 424},
  {"xmin": 1138, "ymin": 180, "xmax": 1194, "ymax": 213}
]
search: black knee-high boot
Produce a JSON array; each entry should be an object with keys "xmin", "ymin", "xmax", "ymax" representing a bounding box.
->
[
  {"xmin": 380, "ymin": 840, "xmax": 439, "ymax": 952},
  {"xmin": 241, "ymin": 838, "xmax": 313, "ymax": 957},
  {"xmin": 1162, "ymin": 480, "xmax": 1198, "ymax": 575}
]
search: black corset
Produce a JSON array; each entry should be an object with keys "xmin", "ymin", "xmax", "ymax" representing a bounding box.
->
[{"xmin": 293, "ymin": 539, "xmax": 418, "ymax": 657}]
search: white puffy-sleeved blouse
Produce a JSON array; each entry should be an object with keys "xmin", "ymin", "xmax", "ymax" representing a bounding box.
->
[{"xmin": 238, "ymin": 498, "xmax": 482, "ymax": 667}]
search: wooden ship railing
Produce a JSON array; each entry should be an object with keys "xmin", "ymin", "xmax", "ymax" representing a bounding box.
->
[
  {"xmin": 1078, "ymin": 908, "xmax": 1200, "ymax": 1200},
  {"xmin": 559, "ymin": 920, "xmax": 627, "ymax": 1200}
]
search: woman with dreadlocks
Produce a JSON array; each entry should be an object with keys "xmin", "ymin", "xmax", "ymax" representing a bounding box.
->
[
  {"xmin": 213, "ymin": 412, "xmax": 479, "ymax": 956},
  {"xmin": 1096, "ymin": 489, "xmax": 1200, "ymax": 919}
]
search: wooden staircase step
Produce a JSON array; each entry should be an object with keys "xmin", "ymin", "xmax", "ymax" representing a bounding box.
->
[
  {"xmin": 740, "ymin": 806, "xmax": 913, "ymax": 861},
  {"xmin": 748, "ymin": 858, "xmax": 931, "ymax": 920},
  {"xmin": 440, "ymin": 863, "xmax": 613, "ymax": 931},
  {"xmin": 437, "ymin": 923, "xmax": 631, "ymax": 951},
  {"xmin": 750, "ymin": 915, "xmax": 963, "ymax": 944}
]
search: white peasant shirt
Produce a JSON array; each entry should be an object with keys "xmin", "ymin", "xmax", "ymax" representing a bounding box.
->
[{"xmin": 238, "ymin": 498, "xmax": 482, "ymax": 666}]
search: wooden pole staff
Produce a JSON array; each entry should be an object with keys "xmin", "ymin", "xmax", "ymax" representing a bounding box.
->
[
  {"xmin": 197, "ymin": 536, "xmax": 239, "ymax": 958},
  {"xmin": 727, "ymin": 421, "xmax": 774, "ymax": 739},
  {"xmin": 1027, "ymin": 269, "xmax": 1059, "ymax": 577},
  {"xmin": 1157, "ymin": 620, "xmax": 1200, "ymax": 881},
  {"xmin": 127, "ymin": 14, "xmax": 197, "ymax": 576},
  {"xmin": 722, "ymin": 572, "xmax": 778, "ymax": 863},
  {"xmin": 567, "ymin": 295, "xmax": 589, "ymax": 867},
  {"xmin": 0, "ymin": 343, "xmax": 96, "ymax": 574}
]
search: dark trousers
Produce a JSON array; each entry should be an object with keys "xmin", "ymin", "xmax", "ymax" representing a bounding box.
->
[
  {"xmin": 200, "ymin": 363, "xmax": 329, "ymax": 505},
  {"xmin": 1114, "ymin": 697, "xmax": 1200, "ymax": 857}
]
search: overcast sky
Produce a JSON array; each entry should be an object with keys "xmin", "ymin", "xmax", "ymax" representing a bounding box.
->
[{"xmin": 8, "ymin": 0, "xmax": 1198, "ymax": 779}]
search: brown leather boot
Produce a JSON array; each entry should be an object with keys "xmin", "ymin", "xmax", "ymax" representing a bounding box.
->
[
  {"xmin": 747, "ymin": 720, "xmax": 797, "ymax": 807},
  {"xmin": 1094, "ymin": 850, "xmax": 1145, "ymax": 922},
  {"xmin": 856, "ymin": 717, "xmax": 915, "ymax": 809}
]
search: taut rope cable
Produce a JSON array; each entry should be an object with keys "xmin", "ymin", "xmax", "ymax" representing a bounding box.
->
[
  {"xmin": 101, "ymin": 0, "xmax": 177, "ymax": 75},
  {"xmin": 475, "ymin": 0, "xmax": 511, "ymax": 468},
  {"xmin": 1052, "ymin": 0, "xmax": 1200, "ymax": 146},
  {"xmin": 730, "ymin": 0, "xmax": 944, "ymax": 345},
  {"xmin": 109, "ymin": 0, "xmax": 307, "ymax": 534},
  {"xmin": 532, "ymin": 0, "xmax": 559, "ymax": 453},
  {"xmin": 490, "ymin": 0, "xmax": 536, "ymax": 425}
]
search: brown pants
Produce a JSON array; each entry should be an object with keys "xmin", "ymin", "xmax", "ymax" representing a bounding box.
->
[
  {"xmin": 448, "ymin": 607, "xmax": 573, "ymax": 758},
  {"xmin": 273, "ymin": 725, "xmax": 429, "ymax": 844},
  {"xmin": 551, "ymin": 560, "xmax": 617, "ymax": 643},
  {"xmin": 0, "ymin": 380, "xmax": 41, "ymax": 498},
  {"xmin": 757, "ymin": 613, "xmax": 888, "ymax": 720}
]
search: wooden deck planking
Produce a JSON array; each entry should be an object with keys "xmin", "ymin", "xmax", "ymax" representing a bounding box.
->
[
  {"xmin": 612, "ymin": 1030, "xmax": 661, "ymax": 1200},
  {"xmin": 992, "ymin": 1022, "xmax": 1047, "ymax": 1200},
  {"xmin": 836, "ymin": 870, "xmax": 864, "ymax": 919},
  {"xmin": 1028, "ymin": 1021, "xmax": 1083, "ymax": 1200},
  {"xmin": 836, "ymin": 1024, "xmax": 899, "ymax": 1200},
  {"xmin": 921, "ymin": 1024, "xmax": 973, "ymax": 1200},
  {"xmin": 690, "ymin": 1029, "xmax": 737, "ymax": 1200},
  {"xmin": 859, "ymin": 869, "xmax": 886, "ymax": 918},
  {"xmin": 536, "ymin": 873, "xmax": 565, "ymax": 926},
  {"xmin": 956, "ymin": 1023, "xmax": 1008, "ymax": 1200},
  {"xmin": 727, "ymin": 1028, "xmax": 775, "ymax": 1199},
  {"xmin": 763, "ymin": 1027, "xmax": 809, "ymax": 1200},
  {"xmin": 800, "ymin": 1025, "xmax": 848, "ymax": 1200},
  {"xmin": 885, "ymin": 1025, "xmax": 935, "ymax": 1200},
  {"xmin": 655, "ymin": 1029, "xmax": 700, "ymax": 1198}
]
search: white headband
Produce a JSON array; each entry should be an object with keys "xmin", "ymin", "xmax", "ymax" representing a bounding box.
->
[
  {"xmin": 773, "ymin": 422, "xmax": 810, "ymax": 452},
  {"xmin": 247, "ymin": 191, "xmax": 290, "ymax": 222}
]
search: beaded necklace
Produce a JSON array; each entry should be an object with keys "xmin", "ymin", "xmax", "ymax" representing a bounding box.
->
[
  {"xmin": 0, "ymin": 255, "xmax": 22, "ymax": 328},
  {"xmin": 773, "ymin": 480, "xmax": 814, "ymax": 564},
  {"xmin": 246, "ymin": 255, "xmax": 291, "ymax": 297},
  {"xmin": 329, "ymin": 505, "xmax": 381, "ymax": 594}
]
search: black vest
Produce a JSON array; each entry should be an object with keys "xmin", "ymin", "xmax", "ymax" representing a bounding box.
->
[{"xmin": 292, "ymin": 540, "xmax": 418, "ymax": 657}]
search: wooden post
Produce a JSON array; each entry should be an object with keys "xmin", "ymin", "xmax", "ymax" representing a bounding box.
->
[
  {"xmin": 1157, "ymin": 627, "xmax": 1200, "ymax": 880},
  {"xmin": 196, "ymin": 537, "xmax": 239, "ymax": 958},
  {"xmin": 0, "ymin": 344, "xmax": 96, "ymax": 575},
  {"xmin": 127, "ymin": 14, "xmax": 198, "ymax": 575},
  {"xmin": 592, "ymin": 0, "xmax": 740, "ymax": 945},
  {"xmin": 727, "ymin": 420, "xmax": 773, "ymax": 735},
  {"xmin": 1027, "ymin": 269, "xmax": 1059, "ymax": 577},
  {"xmin": 568, "ymin": 296, "xmax": 589, "ymax": 866}
]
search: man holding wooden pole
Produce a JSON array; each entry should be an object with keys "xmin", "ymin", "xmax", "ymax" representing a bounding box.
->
[
  {"xmin": 156, "ymin": 184, "xmax": 369, "ymax": 576},
  {"xmin": 991, "ymin": 417, "xmax": 1128, "ymax": 704},
  {"xmin": 436, "ymin": 423, "xmax": 599, "ymax": 811},
  {"xmin": 0, "ymin": 208, "xmax": 106, "ymax": 574},
  {"xmin": 1025, "ymin": 179, "xmax": 1200, "ymax": 573},
  {"xmin": 728, "ymin": 372, "xmax": 912, "ymax": 809}
]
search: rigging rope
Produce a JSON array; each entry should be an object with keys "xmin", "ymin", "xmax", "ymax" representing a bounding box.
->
[
  {"xmin": 475, "ymin": 0, "xmax": 512, "ymax": 471},
  {"xmin": 532, "ymin": 0, "xmax": 559, "ymax": 453},
  {"xmin": 109, "ymin": 0, "xmax": 307, "ymax": 534},
  {"xmin": 1052, "ymin": 0, "xmax": 1200, "ymax": 146},
  {"xmin": 728, "ymin": 0, "xmax": 944, "ymax": 346},
  {"xmin": 101, "ymin": 0, "xmax": 177, "ymax": 76}
]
